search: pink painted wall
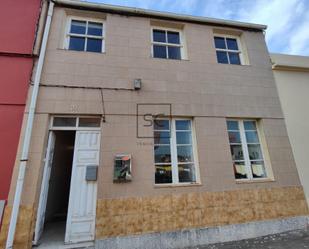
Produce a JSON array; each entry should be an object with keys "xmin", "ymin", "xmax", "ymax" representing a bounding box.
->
[
  {"xmin": 0, "ymin": 0, "xmax": 41, "ymax": 202},
  {"xmin": 0, "ymin": 57, "xmax": 32, "ymax": 105},
  {"xmin": 0, "ymin": 0, "xmax": 41, "ymax": 54},
  {"xmin": 0, "ymin": 106, "xmax": 25, "ymax": 200}
]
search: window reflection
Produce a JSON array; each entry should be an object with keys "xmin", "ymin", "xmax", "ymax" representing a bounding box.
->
[
  {"xmin": 178, "ymin": 164, "xmax": 195, "ymax": 183},
  {"xmin": 227, "ymin": 120, "xmax": 267, "ymax": 180},
  {"xmin": 152, "ymin": 29, "xmax": 182, "ymax": 60},
  {"xmin": 233, "ymin": 162, "xmax": 247, "ymax": 179},
  {"xmin": 214, "ymin": 36, "xmax": 241, "ymax": 65},
  {"xmin": 155, "ymin": 165, "xmax": 172, "ymax": 183},
  {"xmin": 153, "ymin": 119, "xmax": 196, "ymax": 184},
  {"xmin": 68, "ymin": 19, "xmax": 103, "ymax": 53}
]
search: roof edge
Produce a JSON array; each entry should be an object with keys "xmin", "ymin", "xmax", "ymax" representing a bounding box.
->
[
  {"xmin": 52, "ymin": 0, "xmax": 267, "ymax": 31},
  {"xmin": 272, "ymin": 64, "xmax": 309, "ymax": 72},
  {"xmin": 271, "ymin": 53, "xmax": 309, "ymax": 72}
]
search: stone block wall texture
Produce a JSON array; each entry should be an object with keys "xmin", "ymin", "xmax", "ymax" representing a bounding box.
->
[
  {"xmin": 0, "ymin": 205, "xmax": 35, "ymax": 249},
  {"xmin": 95, "ymin": 186, "xmax": 308, "ymax": 239}
]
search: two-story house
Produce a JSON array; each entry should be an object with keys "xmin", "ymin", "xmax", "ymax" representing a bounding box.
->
[{"xmin": 1, "ymin": 1, "xmax": 308, "ymax": 249}]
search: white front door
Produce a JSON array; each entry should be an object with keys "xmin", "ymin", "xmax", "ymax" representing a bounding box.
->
[
  {"xmin": 65, "ymin": 130, "xmax": 101, "ymax": 244},
  {"xmin": 33, "ymin": 131, "xmax": 56, "ymax": 245}
]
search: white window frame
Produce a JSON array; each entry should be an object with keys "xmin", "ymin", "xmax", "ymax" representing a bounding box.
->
[
  {"xmin": 50, "ymin": 116, "xmax": 102, "ymax": 131},
  {"xmin": 64, "ymin": 16, "xmax": 105, "ymax": 53},
  {"xmin": 154, "ymin": 118, "xmax": 200, "ymax": 185},
  {"xmin": 214, "ymin": 34, "xmax": 244, "ymax": 65},
  {"xmin": 227, "ymin": 119, "xmax": 271, "ymax": 181},
  {"xmin": 151, "ymin": 26, "xmax": 186, "ymax": 60}
]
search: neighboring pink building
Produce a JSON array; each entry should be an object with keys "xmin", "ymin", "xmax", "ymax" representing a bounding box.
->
[{"xmin": 0, "ymin": 0, "xmax": 42, "ymax": 224}]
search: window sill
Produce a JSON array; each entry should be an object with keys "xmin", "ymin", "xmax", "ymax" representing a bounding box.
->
[
  {"xmin": 57, "ymin": 48, "xmax": 106, "ymax": 54},
  {"xmin": 150, "ymin": 56, "xmax": 190, "ymax": 62},
  {"xmin": 154, "ymin": 182, "xmax": 202, "ymax": 188},
  {"xmin": 235, "ymin": 178, "xmax": 275, "ymax": 184},
  {"xmin": 217, "ymin": 62, "xmax": 251, "ymax": 67}
]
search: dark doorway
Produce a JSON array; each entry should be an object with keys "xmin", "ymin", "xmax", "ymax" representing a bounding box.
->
[{"xmin": 41, "ymin": 131, "xmax": 75, "ymax": 244}]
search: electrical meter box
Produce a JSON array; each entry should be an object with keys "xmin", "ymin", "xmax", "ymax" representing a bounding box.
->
[
  {"xmin": 113, "ymin": 154, "xmax": 132, "ymax": 182},
  {"xmin": 85, "ymin": 165, "xmax": 98, "ymax": 181}
]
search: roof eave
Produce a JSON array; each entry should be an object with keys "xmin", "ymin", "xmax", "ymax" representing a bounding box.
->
[
  {"xmin": 52, "ymin": 0, "xmax": 267, "ymax": 31},
  {"xmin": 272, "ymin": 63, "xmax": 309, "ymax": 72}
]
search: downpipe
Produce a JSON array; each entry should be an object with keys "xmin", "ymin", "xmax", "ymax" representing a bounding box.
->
[{"xmin": 5, "ymin": 1, "xmax": 54, "ymax": 248}]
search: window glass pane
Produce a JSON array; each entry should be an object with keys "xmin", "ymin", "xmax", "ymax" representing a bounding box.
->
[
  {"xmin": 154, "ymin": 131, "xmax": 170, "ymax": 144},
  {"xmin": 70, "ymin": 20, "xmax": 86, "ymax": 34},
  {"xmin": 228, "ymin": 52, "xmax": 241, "ymax": 65},
  {"xmin": 78, "ymin": 117, "xmax": 101, "ymax": 127},
  {"xmin": 227, "ymin": 120, "xmax": 239, "ymax": 130},
  {"xmin": 176, "ymin": 131, "xmax": 192, "ymax": 145},
  {"xmin": 245, "ymin": 131, "xmax": 259, "ymax": 143},
  {"xmin": 178, "ymin": 163, "xmax": 195, "ymax": 183},
  {"xmin": 153, "ymin": 29, "xmax": 166, "ymax": 42},
  {"xmin": 230, "ymin": 145, "xmax": 244, "ymax": 160},
  {"xmin": 233, "ymin": 162, "xmax": 248, "ymax": 179},
  {"xmin": 214, "ymin": 37, "xmax": 226, "ymax": 49},
  {"xmin": 251, "ymin": 161, "xmax": 266, "ymax": 178},
  {"xmin": 168, "ymin": 46, "xmax": 181, "ymax": 60},
  {"xmin": 228, "ymin": 131, "xmax": 241, "ymax": 143},
  {"xmin": 167, "ymin": 31, "xmax": 180, "ymax": 44},
  {"xmin": 69, "ymin": 37, "xmax": 85, "ymax": 51},
  {"xmin": 216, "ymin": 51, "xmax": 228, "ymax": 64},
  {"xmin": 53, "ymin": 117, "xmax": 76, "ymax": 127},
  {"xmin": 154, "ymin": 120, "xmax": 169, "ymax": 130},
  {"xmin": 155, "ymin": 164, "xmax": 172, "ymax": 183},
  {"xmin": 175, "ymin": 120, "xmax": 191, "ymax": 130},
  {"xmin": 153, "ymin": 45, "xmax": 167, "ymax": 58},
  {"xmin": 226, "ymin": 38, "xmax": 238, "ymax": 50},
  {"xmin": 154, "ymin": 145, "xmax": 171, "ymax": 163},
  {"xmin": 244, "ymin": 121, "xmax": 257, "ymax": 130},
  {"xmin": 177, "ymin": 145, "xmax": 193, "ymax": 162},
  {"xmin": 87, "ymin": 22, "xmax": 103, "ymax": 36},
  {"xmin": 248, "ymin": 144, "xmax": 263, "ymax": 160},
  {"xmin": 86, "ymin": 38, "xmax": 102, "ymax": 52}
]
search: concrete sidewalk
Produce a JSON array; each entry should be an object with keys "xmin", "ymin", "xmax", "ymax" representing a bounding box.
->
[{"xmin": 185, "ymin": 228, "xmax": 309, "ymax": 249}]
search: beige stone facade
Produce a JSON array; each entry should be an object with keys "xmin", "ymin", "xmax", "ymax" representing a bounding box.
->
[{"xmin": 1, "ymin": 3, "xmax": 308, "ymax": 249}]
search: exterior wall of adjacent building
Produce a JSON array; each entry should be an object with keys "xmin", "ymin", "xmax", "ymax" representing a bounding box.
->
[
  {"xmin": 1, "ymin": 5, "xmax": 308, "ymax": 249},
  {"xmin": 271, "ymin": 53, "xmax": 309, "ymax": 206},
  {"xmin": 0, "ymin": 0, "xmax": 42, "ymax": 229}
]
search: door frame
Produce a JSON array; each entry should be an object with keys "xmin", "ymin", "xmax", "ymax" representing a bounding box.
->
[
  {"xmin": 33, "ymin": 116, "xmax": 102, "ymax": 245},
  {"xmin": 33, "ymin": 131, "xmax": 56, "ymax": 245}
]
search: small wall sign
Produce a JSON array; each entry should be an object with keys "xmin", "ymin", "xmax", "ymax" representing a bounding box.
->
[{"xmin": 113, "ymin": 154, "xmax": 132, "ymax": 182}]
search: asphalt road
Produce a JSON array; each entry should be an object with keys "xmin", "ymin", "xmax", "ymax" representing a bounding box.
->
[{"xmin": 185, "ymin": 228, "xmax": 309, "ymax": 249}]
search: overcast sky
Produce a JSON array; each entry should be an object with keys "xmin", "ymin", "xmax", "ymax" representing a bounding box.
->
[{"xmin": 84, "ymin": 0, "xmax": 309, "ymax": 56}]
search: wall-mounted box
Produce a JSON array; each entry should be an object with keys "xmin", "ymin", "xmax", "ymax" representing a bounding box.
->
[
  {"xmin": 113, "ymin": 154, "xmax": 132, "ymax": 182},
  {"xmin": 85, "ymin": 165, "xmax": 98, "ymax": 181}
]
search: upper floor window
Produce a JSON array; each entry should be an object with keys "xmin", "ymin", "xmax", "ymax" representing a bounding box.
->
[
  {"xmin": 227, "ymin": 120, "xmax": 267, "ymax": 180},
  {"xmin": 153, "ymin": 119, "xmax": 199, "ymax": 184},
  {"xmin": 214, "ymin": 36, "xmax": 242, "ymax": 65},
  {"xmin": 66, "ymin": 18, "xmax": 105, "ymax": 53},
  {"xmin": 151, "ymin": 28, "xmax": 184, "ymax": 60}
]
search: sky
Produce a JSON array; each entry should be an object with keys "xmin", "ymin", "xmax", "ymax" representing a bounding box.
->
[{"xmin": 84, "ymin": 0, "xmax": 309, "ymax": 56}]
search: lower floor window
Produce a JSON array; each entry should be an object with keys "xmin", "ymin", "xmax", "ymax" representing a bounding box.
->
[
  {"xmin": 227, "ymin": 119, "xmax": 267, "ymax": 180},
  {"xmin": 153, "ymin": 118, "xmax": 197, "ymax": 184}
]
